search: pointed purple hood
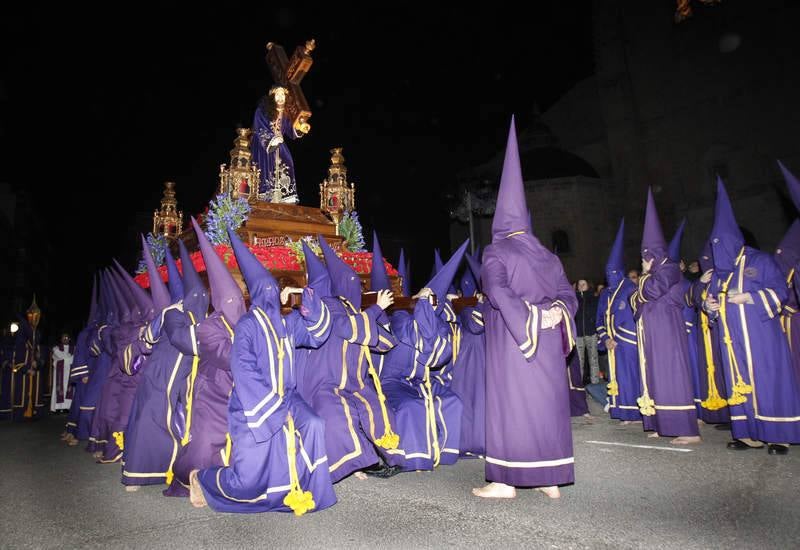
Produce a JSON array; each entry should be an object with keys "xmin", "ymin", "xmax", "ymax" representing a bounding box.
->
[
  {"xmin": 164, "ymin": 247, "xmax": 184, "ymax": 304},
  {"xmin": 778, "ymin": 160, "xmax": 800, "ymax": 213},
  {"xmin": 710, "ymin": 177, "xmax": 745, "ymax": 274},
  {"xmin": 668, "ymin": 218, "xmax": 686, "ymax": 263},
  {"xmin": 426, "ymin": 239, "xmax": 469, "ymax": 313},
  {"xmin": 370, "ymin": 231, "xmax": 391, "ymax": 292},
  {"xmin": 464, "ymin": 251, "xmax": 482, "ymax": 294},
  {"xmin": 491, "ymin": 116, "xmax": 531, "ymax": 241},
  {"xmin": 698, "ymin": 240, "xmax": 713, "ymax": 274},
  {"xmin": 193, "ymin": 218, "xmax": 244, "ymax": 325},
  {"xmin": 302, "ymin": 241, "xmax": 332, "ymax": 298},
  {"xmin": 88, "ymin": 275, "xmax": 99, "ymax": 325},
  {"xmin": 178, "ymin": 240, "xmax": 209, "ymax": 319},
  {"xmin": 106, "ymin": 268, "xmax": 132, "ymax": 324},
  {"xmin": 459, "ymin": 257, "xmax": 478, "ymax": 296},
  {"xmin": 320, "ymin": 235, "xmax": 362, "ymax": 309},
  {"xmin": 114, "ymin": 259, "xmax": 155, "ymax": 322},
  {"xmin": 776, "ymin": 219, "xmax": 800, "ymax": 276},
  {"xmin": 98, "ymin": 271, "xmax": 112, "ymax": 324},
  {"xmin": 641, "ymin": 187, "xmax": 668, "ymax": 262},
  {"xmin": 606, "ymin": 218, "xmax": 626, "ymax": 288},
  {"xmin": 142, "ymin": 235, "xmax": 171, "ymax": 311},
  {"xmin": 227, "ymin": 227, "xmax": 283, "ymax": 333},
  {"xmin": 433, "ymin": 249, "xmax": 458, "ymax": 294},
  {"xmin": 398, "ymin": 249, "xmax": 411, "ymax": 296}
]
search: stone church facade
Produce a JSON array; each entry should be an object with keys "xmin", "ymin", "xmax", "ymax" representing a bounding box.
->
[{"xmin": 451, "ymin": 0, "xmax": 800, "ymax": 284}]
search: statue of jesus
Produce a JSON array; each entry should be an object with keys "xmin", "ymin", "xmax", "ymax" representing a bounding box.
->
[{"xmin": 251, "ymin": 85, "xmax": 309, "ymax": 203}]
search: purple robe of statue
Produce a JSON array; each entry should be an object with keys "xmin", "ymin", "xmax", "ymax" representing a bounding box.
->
[
  {"xmin": 196, "ymin": 291, "xmax": 336, "ymax": 514},
  {"xmin": 251, "ymin": 98, "xmax": 299, "ymax": 202},
  {"xmin": 380, "ymin": 299, "xmax": 455, "ymax": 471}
]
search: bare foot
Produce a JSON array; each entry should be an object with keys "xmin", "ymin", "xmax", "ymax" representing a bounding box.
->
[
  {"xmin": 60, "ymin": 432, "xmax": 69, "ymax": 440},
  {"xmin": 647, "ymin": 432, "xmax": 660, "ymax": 439},
  {"xmin": 671, "ymin": 435, "xmax": 702, "ymax": 445},
  {"xmin": 124, "ymin": 485, "xmax": 141, "ymax": 492},
  {"xmin": 92, "ymin": 451, "xmax": 103, "ymax": 458},
  {"xmin": 189, "ymin": 470, "xmax": 207, "ymax": 508},
  {"xmin": 582, "ymin": 413, "xmax": 594, "ymax": 423},
  {"xmin": 620, "ymin": 421, "xmax": 633, "ymax": 426},
  {"xmin": 472, "ymin": 482, "xmax": 516, "ymax": 499},
  {"xmin": 67, "ymin": 438, "xmax": 79, "ymax": 447},
  {"xmin": 535, "ymin": 486, "xmax": 561, "ymax": 499},
  {"xmin": 354, "ymin": 471, "xmax": 368, "ymax": 480}
]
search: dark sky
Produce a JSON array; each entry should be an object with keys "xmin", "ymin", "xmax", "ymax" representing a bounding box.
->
[{"xmin": 2, "ymin": 3, "xmax": 593, "ymax": 337}]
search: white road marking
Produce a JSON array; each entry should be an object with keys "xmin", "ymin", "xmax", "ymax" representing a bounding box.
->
[{"xmin": 585, "ymin": 440, "xmax": 693, "ymax": 453}]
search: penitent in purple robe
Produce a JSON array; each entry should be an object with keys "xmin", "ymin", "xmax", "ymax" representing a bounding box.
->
[
  {"xmin": 380, "ymin": 240, "xmax": 468, "ymax": 471},
  {"xmin": 707, "ymin": 179, "xmax": 800, "ymax": 443},
  {"xmin": 449, "ymin": 252, "xmax": 487, "ymax": 456},
  {"xmin": 631, "ymin": 189, "xmax": 699, "ymax": 437},
  {"xmin": 596, "ymin": 219, "xmax": 641, "ymax": 422},
  {"xmin": 686, "ymin": 242, "xmax": 730, "ymax": 424},
  {"xmin": 89, "ymin": 268, "xmax": 150, "ymax": 463},
  {"xmin": 196, "ymin": 225, "xmax": 335, "ymax": 515},
  {"xmin": 775, "ymin": 220, "xmax": 800, "ymax": 381},
  {"xmin": 482, "ymin": 119, "xmax": 577, "ymax": 488},
  {"xmin": 566, "ymin": 349, "xmax": 589, "ymax": 417},
  {"xmin": 164, "ymin": 218, "xmax": 245, "ymax": 497},
  {"xmin": 300, "ymin": 238, "xmax": 401, "ymax": 483},
  {"xmin": 122, "ymin": 241, "xmax": 209, "ymax": 485},
  {"xmin": 668, "ymin": 221, "xmax": 706, "ymax": 418},
  {"xmin": 380, "ymin": 299, "xmax": 454, "ymax": 471}
]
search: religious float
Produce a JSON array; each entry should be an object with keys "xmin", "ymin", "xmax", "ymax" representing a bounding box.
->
[{"xmin": 134, "ymin": 39, "xmax": 472, "ymax": 312}]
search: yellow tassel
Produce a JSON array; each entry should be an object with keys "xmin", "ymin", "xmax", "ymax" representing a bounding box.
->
[
  {"xmin": 165, "ymin": 469, "xmax": 174, "ymax": 486},
  {"xmin": 423, "ymin": 372, "xmax": 441, "ymax": 467},
  {"xmin": 637, "ymin": 394, "xmax": 656, "ymax": 416},
  {"xmin": 283, "ymin": 414, "xmax": 315, "ymax": 516},
  {"xmin": 699, "ymin": 295, "xmax": 727, "ymax": 411},
  {"xmin": 718, "ymin": 275, "xmax": 751, "ymax": 404},
  {"xmin": 365, "ymin": 350, "xmax": 400, "ymax": 450},
  {"xmin": 181, "ymin": 354, "xmax": 200, "ymax": 446},
  {"xmin": 222, "ymin": 433, "xmax": 232, "ymax": 467},
  {"xmin": 606, "ymin": 347, "xmax": 619, "ymax": 396},
  {"xmin": 112, "ymin": 431, "xmax": 124, "ymax": 451}
]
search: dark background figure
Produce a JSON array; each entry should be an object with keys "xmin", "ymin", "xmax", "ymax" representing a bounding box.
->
[{"xmin": 575, "ymin": 279, "xmax": 600, "ymax": 385}]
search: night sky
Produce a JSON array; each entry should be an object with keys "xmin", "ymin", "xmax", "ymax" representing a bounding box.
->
[{"xmin": 2, "ymin": 3, "xmax": 593, "ymax": 338}]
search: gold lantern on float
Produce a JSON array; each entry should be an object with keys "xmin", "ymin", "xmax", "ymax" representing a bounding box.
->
[
  {"xmin": 218, "ymin": 128, "xmax": 261, "ymax": 203},
  {"xmin": 319, "ymin": 147, "xmax": 355, "ymax": 233},
  {"xmin": 153, "ymin": 181, "xmax": 184, "ymax": 240}
]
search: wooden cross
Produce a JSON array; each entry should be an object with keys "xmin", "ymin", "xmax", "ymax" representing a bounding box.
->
[{"xmin": 266, "ymin": 39, "xmax": 315, "ymax": 133}]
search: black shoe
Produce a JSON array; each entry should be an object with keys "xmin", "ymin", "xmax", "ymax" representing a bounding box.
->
[
  {"xmin": 727, "ymin": 440, "xmax": 763, "ymax": 450},
  {"xmin": 363, "ymin": 464, "xmax": 403, "ymax": 479},
  {"xmin": 767, "ymin": 444, "xmax": 789, "ymax": 456},
  {"xmin": 714, "ymin": 423, "xmax": 731, "ymax": 431}
]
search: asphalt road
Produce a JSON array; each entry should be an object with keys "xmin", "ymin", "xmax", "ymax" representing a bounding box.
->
[{"xmin": 1, "ymin": 401, "xmax": 798, "ymax": 549}]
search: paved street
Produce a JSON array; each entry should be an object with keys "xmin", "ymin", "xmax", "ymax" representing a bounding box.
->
[{"xmin": 2, "ymin": 401, "xmax": 798, "ymax": 549}]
